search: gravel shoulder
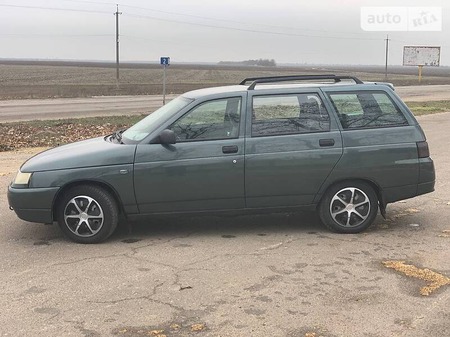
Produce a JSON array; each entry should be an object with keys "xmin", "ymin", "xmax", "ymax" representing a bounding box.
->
[{"xmin": 0, "ymin": 147, "xmax": 47, "ymax": 176}]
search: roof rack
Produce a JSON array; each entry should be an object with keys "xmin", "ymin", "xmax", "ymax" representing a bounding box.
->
[{"xmin": 240, "ymin": 74, "xmax": 364, "ymax": 90}]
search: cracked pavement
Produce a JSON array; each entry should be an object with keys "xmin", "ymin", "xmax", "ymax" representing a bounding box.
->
[{"xmin": 1, "ymin": 112, "xmax": 449, "ymax": 336}]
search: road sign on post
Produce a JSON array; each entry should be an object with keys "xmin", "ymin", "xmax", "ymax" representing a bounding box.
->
[
  {"xmin": 160, "ymin": 57, "xmax": 170, "ymax": 105},
  {"xmin": 160, "ymin": 57, "xmax": 170, "ymax": 66}
]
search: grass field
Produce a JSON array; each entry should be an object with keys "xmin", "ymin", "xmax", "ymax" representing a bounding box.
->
[
  {"xmin": 1, "ymin": 60, "xmax": 450, "ymax": 99},
  {"xmin": 405, "ymin": 101, "xmax": 450, "ymax": 116}
]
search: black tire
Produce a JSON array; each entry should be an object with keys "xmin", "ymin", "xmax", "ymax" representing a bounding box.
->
[
  {"xmin": 319, "ymin": 181, "xmax": 378, "ymax": 234},
  {"xmin": 56, "ymin": 185, "xmax": 119, "ymax": 243}
]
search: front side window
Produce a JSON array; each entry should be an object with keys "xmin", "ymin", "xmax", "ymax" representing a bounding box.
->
[
  {"xmin": 170, "ymin": 97, "xmax": 241, "ymax": 141},
  {"xmin": 122, "ymin": 96, "xmax": 193, "ymax": 142},
  {"xmin": 328, "ymin": 91, "xmax": 408, "ymax": 129},
  {"xmin": 252, "ymin": 93, "xmax": 330, "ymax": 137}
]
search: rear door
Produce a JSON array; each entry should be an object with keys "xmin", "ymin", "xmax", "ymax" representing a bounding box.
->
[
  {"xmin": 320, "ymin": 87, "xmax": 420, "ymax": 203},
  {"xmin": 244, "ymin": 89, "xmax": 343, "ymax": 208}
]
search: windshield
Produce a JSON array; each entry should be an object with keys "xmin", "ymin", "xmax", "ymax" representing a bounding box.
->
[{"xmin": 122, "ymin": 96, "xmax": 193, "ymax": 143}]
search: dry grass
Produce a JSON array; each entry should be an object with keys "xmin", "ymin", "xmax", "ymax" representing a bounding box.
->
[{"xmin": 405, "ymin": 101, "xmax": 450, "ymax": 116}]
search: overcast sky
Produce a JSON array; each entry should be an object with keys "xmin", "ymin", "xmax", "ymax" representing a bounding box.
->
[{"xmin": 0, "ymin": 0, "xmax": 448, "ymax": 66}]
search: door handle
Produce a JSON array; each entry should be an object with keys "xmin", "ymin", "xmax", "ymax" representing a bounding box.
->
[
  {"xmin": 222, "ymin": 145, "xmax": 238, "ymax": 154},
  {"xmin": 319, "ymin": 139, "xmax": 335, "ymax": 147}
]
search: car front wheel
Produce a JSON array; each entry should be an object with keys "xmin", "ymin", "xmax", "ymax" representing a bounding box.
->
[
  {"xmin": 57, "ymin": 185, "xmax": 119, "ymax": 243},
  {"xmin": 319, "ymin": 181, "xmax": 378, "ymax": 233}
]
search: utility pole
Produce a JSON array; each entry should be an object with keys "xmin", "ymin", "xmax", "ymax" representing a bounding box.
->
[
  {"xmin": 384, "ymin": 34, "xmax": 390, "ymax": 81},
  {"xmin": 114, "ymin": 4, "xmax": 122, "ymax": 82}
]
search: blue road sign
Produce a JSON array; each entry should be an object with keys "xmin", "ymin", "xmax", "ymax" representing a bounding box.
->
[{"xmin": 160, "ymin": 57, "xmax": 170, "ymax": 66}]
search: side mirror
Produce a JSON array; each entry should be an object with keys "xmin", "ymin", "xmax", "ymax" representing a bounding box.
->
[{"xmin": 159, "ymin": 129, "xmax": 176, "ymax": 145}]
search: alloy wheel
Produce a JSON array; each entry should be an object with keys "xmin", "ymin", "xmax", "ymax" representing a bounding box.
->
[
  {"xmin": 63, "ymin": 195, "xmax": 104, "ymax": 237},
  {"xmin": 329, "ymin": 187, "xmax": 370, "ymax": 228}
]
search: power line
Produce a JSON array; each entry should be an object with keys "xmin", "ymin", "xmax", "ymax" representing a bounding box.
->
[
  {"xmin": 390, "ymin": 38, "xmax": 450, "ymax": 48},
  {"xmin": 126, "ymin": 13, "xmax": 382, "ymax": 41},
  {"xmin": 57, "ymin": 0, "xmax": 116, "ymax": 5},
  {"xmin": 0, "ymin": 33, "xmax": 113, "ymax": 37},
  {"xmin": 0, "ymin": 3, "xmax": 381, "ymax": 41},
  {"xmin": 0, "ymin": 4, "xmax": 110, "ymax": 14},
  {"xmin": 120, "ymin": 4, "xmax": 349, "ymax": 35},
  {"xmin": 121, "ymin": 4, "xmax": 381, "ymax": 38}
]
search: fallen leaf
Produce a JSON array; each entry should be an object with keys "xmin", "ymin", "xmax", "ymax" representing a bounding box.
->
[
  {"xmin": 405, "ymin": 208, "xmax": 420, "ymax": 213},
  {"xmin": 439, "ymin": 230, "xmax": 450, "ymax": 238},
  {"xmin": 383, "ymin": 260, "xmax": 450, "ymax": 296},
  {"xmin": 191, "ymin": 323, "xmax": 205, "ymax": 332},
  {"xmin": 170, "ymin": 324, "xmax": 181, "ymax": 330},
  {"xmin": 0, "ymin": 118, "xmax": 140, "ymax": 152}
]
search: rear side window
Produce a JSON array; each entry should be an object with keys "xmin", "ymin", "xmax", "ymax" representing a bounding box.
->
[
  {"xmin": 328, "ymin": 91, "xmax": 408, "ymax": 130},
  {"xmin": 252, "ymin": 93, "xmax": 330, "ymax": 137}
]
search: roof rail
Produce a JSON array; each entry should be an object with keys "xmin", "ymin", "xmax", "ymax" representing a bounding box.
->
[{"xmin": 240, "ymin": 74, "xmax": 364, "ymax": 90}]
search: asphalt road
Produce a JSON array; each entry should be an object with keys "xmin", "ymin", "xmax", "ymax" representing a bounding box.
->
[
  {"xmin": 0, "ymin": 95, "xmax": 176, "ymax": 123},
  {"xmin": 395, "ymin": 84, "xmax": 450, "ymax": 102},
  {"xmin": 1, "ymin": 85, "xmax": 449, "ymax": 123},
  {"xmin": 0, "ymin": 112, "xmax": 449, "ymax": 336}
]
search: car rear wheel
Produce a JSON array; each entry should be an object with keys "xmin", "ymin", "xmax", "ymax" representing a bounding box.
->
[
  {"xmin": 57, "ymin": 185, "xmax": 118, "ymax": 243},
  {"xmin": 319, "ymin": 181, "xmax": 378, "ymax": 233}
]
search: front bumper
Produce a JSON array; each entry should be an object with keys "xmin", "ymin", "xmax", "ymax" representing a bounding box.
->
[{"xmin": 8, "ymin": 185, "xmax": 60, "ymax": 224}]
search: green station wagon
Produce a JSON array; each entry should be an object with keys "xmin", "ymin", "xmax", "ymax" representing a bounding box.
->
[{"xmin": 8, "ymin": 75, "xmax": 435, "ymax": 243}]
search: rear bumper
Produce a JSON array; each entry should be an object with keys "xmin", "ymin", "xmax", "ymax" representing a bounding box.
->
[
  {"xmin": 383, "ymin": 179, "xmax": 435, "ymax": 204},
  {"xmin": 8, "ymin": 186, "xmax": 59, "ymax": 224},
  {"xmin": 416, "ymin": 181, "xmax": 435, "ymax": 196}
]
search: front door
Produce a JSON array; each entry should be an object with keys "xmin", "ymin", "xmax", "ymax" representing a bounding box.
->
[{"xmin": 134, "ymin": 96, "xmax": 245, "ymax": 213}]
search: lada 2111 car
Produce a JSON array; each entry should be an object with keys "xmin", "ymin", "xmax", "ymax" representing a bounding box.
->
[{"xmin": 8, "ymin": 75, "xmax": 435, "ymax": 243}]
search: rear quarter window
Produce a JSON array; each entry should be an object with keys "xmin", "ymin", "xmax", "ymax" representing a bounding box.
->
[{"xmin": 328, "ymin": 91, "xmax": 408, "ymax": 130}]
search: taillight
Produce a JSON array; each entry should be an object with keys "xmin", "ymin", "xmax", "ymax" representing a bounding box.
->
[{"xmin": 417, "ymin": 141, "xmax": 430, "ymax": 158}]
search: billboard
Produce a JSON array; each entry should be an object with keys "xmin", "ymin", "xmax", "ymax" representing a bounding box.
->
[{"xmin": 403, "ymin": 46, "xmax": 441, "ymax": 66}]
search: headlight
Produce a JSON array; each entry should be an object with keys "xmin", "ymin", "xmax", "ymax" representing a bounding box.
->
[{"xmin": 13, "ymin": 171, "xmax": 32, "ymax": 187}]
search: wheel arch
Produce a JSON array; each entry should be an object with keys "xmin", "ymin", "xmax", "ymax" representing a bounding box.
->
[
  {"xmin": 52, "ymin": 180, "xmax": 125, "ymax": 221},
  {"xmin": 316, "ymin": 178, "xmax": 383, "ymax": 209}
]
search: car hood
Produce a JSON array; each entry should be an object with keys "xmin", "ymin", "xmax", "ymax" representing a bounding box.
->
[{"xmin": 21, "ymin": 137, "xmax": 136, "ymax": 172}]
